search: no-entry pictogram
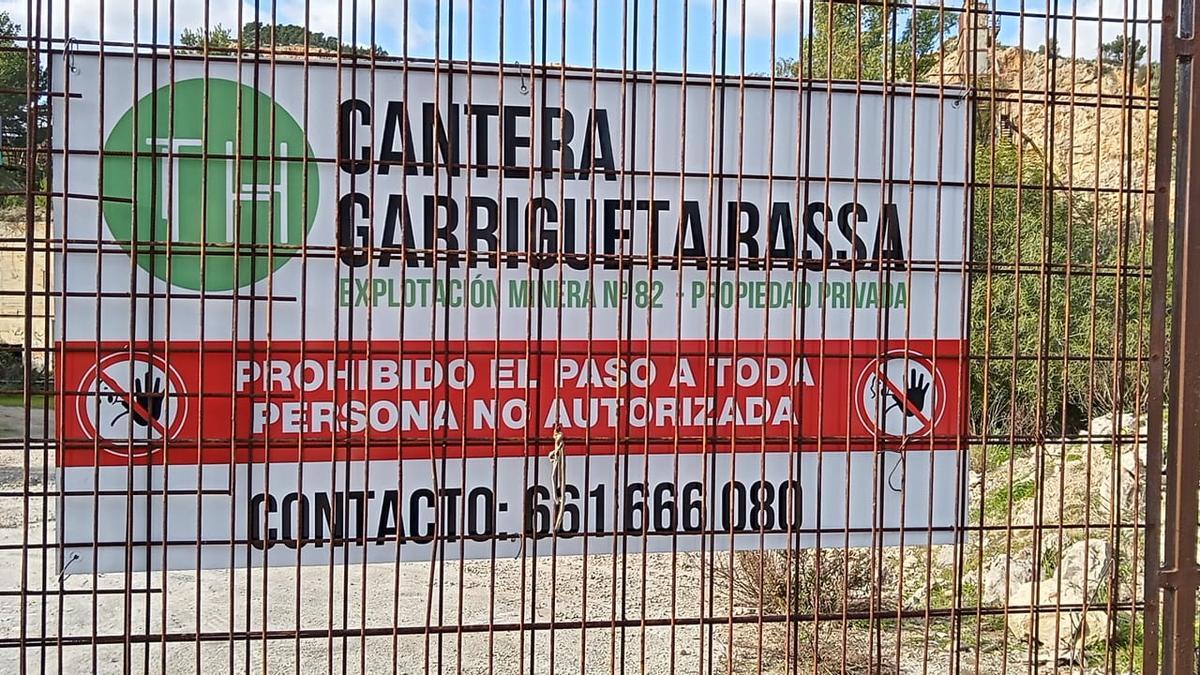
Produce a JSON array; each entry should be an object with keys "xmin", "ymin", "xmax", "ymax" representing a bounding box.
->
[
  {"xmin": 75, "ymin": 352, "xmax": 187, "ymax": 456},
  {"xmin": 855, "ymin": 350, "xmax": 947, "ymax": 438}
]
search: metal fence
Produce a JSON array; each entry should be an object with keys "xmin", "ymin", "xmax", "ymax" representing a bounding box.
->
[{"xmin": 0, "ymin": 0, "xmax": 1192, "ymax": 672}]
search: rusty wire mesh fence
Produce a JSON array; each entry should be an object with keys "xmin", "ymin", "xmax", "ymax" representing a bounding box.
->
[{"xmin": 0, "ymin": 0, "xmax": 1187, "ymax": 673}]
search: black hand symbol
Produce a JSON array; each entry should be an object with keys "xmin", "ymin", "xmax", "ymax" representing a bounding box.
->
[
  {"xmin": 108, "ymin": 371, "xmax": 166, "ymax": 428},
  {"xmin": 904, "ymin": 369, "xmax": 929, "ymax": 418}
]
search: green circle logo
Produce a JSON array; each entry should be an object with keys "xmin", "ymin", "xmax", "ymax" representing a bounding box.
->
[{"xmin": 102, "ymin": 78, "xmax": 319, "ymax": 291}]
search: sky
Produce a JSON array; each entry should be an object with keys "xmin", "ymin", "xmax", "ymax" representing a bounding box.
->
[{"xmin": 0, "ymin": 0, "xmax": 1160, "ymax": 73}]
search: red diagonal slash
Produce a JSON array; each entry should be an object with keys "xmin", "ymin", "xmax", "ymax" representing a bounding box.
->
[
  {"xmin": 95, "ymin": 367, "xmax": 169, "ymax": 438},
  {"xmin": 874, "ymin": 361, "xmax": 932, "ymax": 432}
]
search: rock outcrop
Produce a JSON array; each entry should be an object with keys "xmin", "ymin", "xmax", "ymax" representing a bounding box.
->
[
  {"xmin": 1006, "ymin": 539, "xmax": 1113, "ymax": 663},
  {"xmin": 927, "ymin": 16, "xmax": 1158, "ymax": 231}
]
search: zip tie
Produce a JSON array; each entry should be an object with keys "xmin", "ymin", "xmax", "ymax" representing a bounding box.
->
[
  {"xmin": 57, "ymin": 552, "xmax": 80, "ymax": 584},
  {"xmin": 886, "ymin": 451, "xmax": 905, "ymax": 492},
  {"xmin": 65, "ymin": 38, "xmax": 80, "ymax": 73},
  {"xmin": 885, "ymin": 438, "xmax": 910, "ymax": 492}
]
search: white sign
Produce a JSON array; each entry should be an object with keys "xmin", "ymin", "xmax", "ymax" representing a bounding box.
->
[{"xmin": 53, "ymin": 53, "xmax": 970, "ymax": 573}]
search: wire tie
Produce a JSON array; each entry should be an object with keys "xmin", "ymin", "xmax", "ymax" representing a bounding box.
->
[
  {"xmin": 549, "ymin": 425, "xmax": 567, "ymax": 532},
  {"xmin": 57, "ymin": 552, "xmax": 80, "ymax": 584}
]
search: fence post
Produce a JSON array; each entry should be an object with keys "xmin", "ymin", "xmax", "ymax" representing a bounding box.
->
[{"xmin": 1155, "ymin": 0, "xmax": 1200, "ymax": 670}]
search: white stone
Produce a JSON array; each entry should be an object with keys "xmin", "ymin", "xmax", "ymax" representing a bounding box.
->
[
  {"xmin": 1005, "ymin": 539, "xmax": 1112, "ymax": 660},
  {"xmin": 981, "ymin": 555, "xmax": 1034, "ymax": 604},
  {"xmin": 1058, "ymin": 539, "xmax": 1112, "ymax": 602}
]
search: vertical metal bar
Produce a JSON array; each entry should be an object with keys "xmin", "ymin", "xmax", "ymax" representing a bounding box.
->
[
  {"xmin": 1141, "ymin": 0, "xmax": 1171, "ymax": 651},
  {"xmin": 17, "ymin": 0, "xmax": 33, "ymax": 670},
  {"xmin": 1157, "ymin": 0, "xmax": 1200, "ymax": 668}
]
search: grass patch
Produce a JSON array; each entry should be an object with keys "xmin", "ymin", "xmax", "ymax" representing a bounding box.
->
[
  {"xmin": 983, "ymin": 477, "xmax": 1037, "ymax": 523},
  {"xmin": 1042, "ymin": 545, "xmax": 1061, "ymax": 578},
  {"xmin": 0, "ymin": 393, "xmax": 54, "ymax": 408},
  {"xmin": 1111, "ymin": 613, "xmax": 1145, "ymax": 673},
  {"xmin": 984, "ymin": 444, "xmax": 1013, "ymax": 470}
]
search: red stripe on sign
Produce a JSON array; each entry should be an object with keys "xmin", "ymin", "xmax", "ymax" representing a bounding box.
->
[{"xmin": 57, "ymin": 339, "xmax": 968, "ymax": 466}]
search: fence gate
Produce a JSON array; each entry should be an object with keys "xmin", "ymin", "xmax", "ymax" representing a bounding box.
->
[{"xmin": 0, "ymin": 0, "xmax": 1192, "ymax": 672}]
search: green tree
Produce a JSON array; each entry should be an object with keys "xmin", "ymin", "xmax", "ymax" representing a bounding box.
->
[
  {"xmin": 239, "ymin": 21, "xmax": 388, "ymax": 56},
  {"xmin": 0, "ymin": 12, "xmax": 47, "ymax": 195},
  {"xmin": 179, "ymin": 24, "xmax": 236, "ymax": 50},
  {"xmin": 970, "ymin": 123, "xmax": 1140, "ymax": 435},
  {"xmin": 777, "ymin": 1, "xmax": 958, "ymax": 81},
  {"xmin": 1100, "ymin": 35, "xmax": 1147, "ymax": 66},
  {"xmin": 179, "ymin": 22, "xmax": 388, "ymax": 57},
  {"xmin": 1038, "ymin": 38, "xmax": 1060, "ymax": 58}
]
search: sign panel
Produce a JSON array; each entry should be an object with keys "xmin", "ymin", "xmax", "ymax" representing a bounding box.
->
[{"xmin": 53, "ymin": 53, "xmax": 970, "ymax": 572}]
